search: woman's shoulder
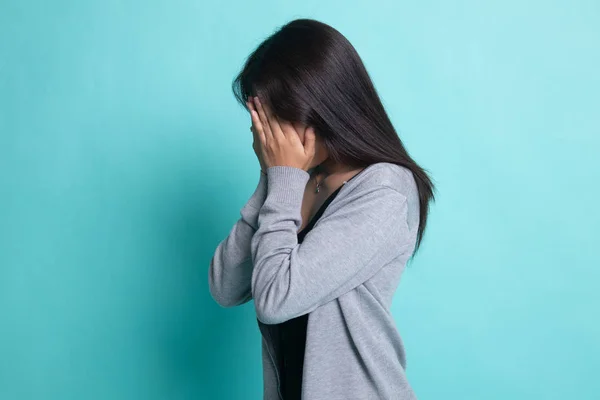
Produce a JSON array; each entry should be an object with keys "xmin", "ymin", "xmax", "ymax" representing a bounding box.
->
[
  {"xmin": 345, "ymin": 162, "xmax": 420, "ymax": 234},
  {"xmin": 350, "ymin": 162, "xmax": 418, "ymax": 198}
]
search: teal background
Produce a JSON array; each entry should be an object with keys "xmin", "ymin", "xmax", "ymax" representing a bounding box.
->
[{"xmin": 1, "ymin": 1, "xmax": 598, "ymax": 399}]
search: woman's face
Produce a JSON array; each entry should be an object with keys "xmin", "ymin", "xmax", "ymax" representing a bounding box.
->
[{"xmin": 292, "ymin": 122, "xmax": 329, "ymax": 169}]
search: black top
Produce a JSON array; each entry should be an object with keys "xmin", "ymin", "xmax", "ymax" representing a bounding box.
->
[{"xmin": 277, "ymin": 171, "xmax": 363, "ymax": 400}]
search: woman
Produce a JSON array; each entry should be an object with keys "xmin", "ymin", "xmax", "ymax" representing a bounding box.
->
[{"xmin": 209, "ymin": 18, "xmax": 434, "ymax": 400}]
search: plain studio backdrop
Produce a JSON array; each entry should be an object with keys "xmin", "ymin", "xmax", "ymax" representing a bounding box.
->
[{"xmin": 1, "ymin": 1, "xmax": 598, "ymax": 399}]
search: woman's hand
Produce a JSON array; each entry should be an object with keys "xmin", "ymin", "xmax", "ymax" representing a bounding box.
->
[
  {"xmin": 247, "ymin": 100, "xmax": 268, "ymax": 173},
  {"xmin": 247, "ymin": 96, "xmax": 316, "ymax": 172}
]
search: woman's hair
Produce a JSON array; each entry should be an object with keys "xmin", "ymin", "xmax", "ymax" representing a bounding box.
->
[{"xmin": 232, "ymin": 18, "xmax": 435, "ymax": 251}]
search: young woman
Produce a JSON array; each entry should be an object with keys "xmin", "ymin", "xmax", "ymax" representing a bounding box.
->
[{"xmin": 209, "ymin": 18, "xmax": 434, "ymax": 400}]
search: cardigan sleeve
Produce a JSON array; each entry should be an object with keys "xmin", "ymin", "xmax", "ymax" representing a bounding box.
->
[
  {"xmin": 251, "ymin": 166, "xmax": 412, "ymax": 324},
  {"xmin": 208, "ymin": 171, "xmax": 267, "ymax": 307}
]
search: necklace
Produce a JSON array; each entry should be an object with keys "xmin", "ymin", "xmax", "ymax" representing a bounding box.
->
[
  {"xmin": 313, "ymin": 173, "xmax": 328, "ymax": 193},
  {"xmin": 311, "ymin": 165, "xmax": 355, "ymax": 193},
  {"xmin": 311, "ymin": 166, "xmax": 330, "ymax": 193}
]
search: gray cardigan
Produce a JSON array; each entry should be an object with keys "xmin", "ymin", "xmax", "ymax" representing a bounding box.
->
[{"xmin": 209, "ymin": 162, "xmax": 419, "ymax": 399}]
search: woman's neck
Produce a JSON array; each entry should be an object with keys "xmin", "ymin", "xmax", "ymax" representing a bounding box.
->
[{"xmin": 316, "ymin": 159, "xmax": 354, "ymax": 175}]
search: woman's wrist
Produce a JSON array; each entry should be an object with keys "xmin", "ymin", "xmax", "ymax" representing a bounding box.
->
[{"xmin": 264, "ymin": 166, "xmax": 310, "ymax": 205}]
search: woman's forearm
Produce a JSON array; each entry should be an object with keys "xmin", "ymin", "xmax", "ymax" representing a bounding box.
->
[{"xmin": 208, "ymin": 171, "xmax": 267, "ymax": 307}]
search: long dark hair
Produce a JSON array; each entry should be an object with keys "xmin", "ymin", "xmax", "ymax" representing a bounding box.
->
[{"xmin": 232, "ymin": 18, "xmax": 435, "ymax": 251}]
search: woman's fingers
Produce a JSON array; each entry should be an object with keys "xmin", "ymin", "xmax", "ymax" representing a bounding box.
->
[
  {"xmin": 247, "ymin": 98, "xmax": 263, "ymax": 139},
  {"xmin": 246, "ymin": 100, "xmax": 255, "ymax": 128},
  {"xmin": 246, "ymin": 101, "xmax": 254, "ymax": 134},
  {"xmin": 250, "ymin": 110, "xmax": 264, "ymax": 143},
  {"xmin": 253, "ymin": 97, "xmax": 272, "ymax": 142},
  {"xmin": 259, "ymin": 99, "xmax": 286, "ymax": 141},
  {"xmin": 303, "ymin": 126, "xmax": 316, "ymax": 156},
  {"xmin": 278, "ymin": 118, "xmax": 301, "ymax": 145}
]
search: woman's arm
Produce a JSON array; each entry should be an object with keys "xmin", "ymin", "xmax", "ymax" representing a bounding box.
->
[
  {"xmin": 250, "ymin": 166, "xmax": 414, "ymax": 324},
  {"xmin": 208, "ymin": 170, "xmax": 267, "ymax": 307}
]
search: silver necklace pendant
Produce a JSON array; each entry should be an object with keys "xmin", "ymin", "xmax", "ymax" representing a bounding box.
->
[
  {"xmin": 313, "ymin": 173, "xmax": 322, "ymax": 193},
  {"xmin": 313, "ymin": 168, "xmax": 329, "ymax": 193}
]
